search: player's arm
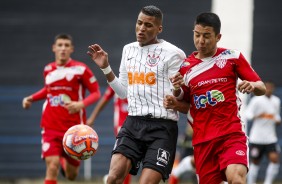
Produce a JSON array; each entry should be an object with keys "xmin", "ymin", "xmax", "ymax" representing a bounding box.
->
[
  {"xmin": 238, "ymin": 80, "xmax": 266, "ymax": 96},
  {"xmin": 87, "ymin": 87, "xmax": 114, "ymax": 126},
  {"xmin": 87, "ymin": 44, "xmax": 128, "ymax": 99},
  {"xmin": 65, "ymin": 73, "xmax": 101, "ymax": 114},
  {"xmin": 236, "ymin": 53, "xmax": 266, "ymax": 96},
  {"xmin": 22, "ymin": 87, "xmax": 47, "ymax": 109}
]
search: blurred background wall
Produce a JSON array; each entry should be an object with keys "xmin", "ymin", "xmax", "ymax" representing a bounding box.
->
[{"xmin": 0, "ymin": 0, "xmax": 281, "ymax": 182}]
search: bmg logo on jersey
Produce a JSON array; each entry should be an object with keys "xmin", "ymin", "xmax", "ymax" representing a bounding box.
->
[
  {"xmin": 49, "ymin": 94, "xmax": 71, "ymax": 106},
  {"xmin": 128, "ymin": 71, "xmax": 156, "ymax": 85},
  {"xmin": 194, "ymin": 90, "xmax": 225, "ymax": 109},
  {"xmin": 156, "ymin": 148, "xmax": 170, "ymax": 167}
]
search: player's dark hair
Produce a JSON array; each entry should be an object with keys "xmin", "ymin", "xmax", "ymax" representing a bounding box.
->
[
  {"xmin": 195, "ymin": 12, "xmax": 221, "ymax": 35},
  {"xmin": 54, "ymin": 33, "xmax": 73, "ymax": 44},
  {"xmin": 141, "ymin": 5, "xmax": 163, "ymax": 23}
]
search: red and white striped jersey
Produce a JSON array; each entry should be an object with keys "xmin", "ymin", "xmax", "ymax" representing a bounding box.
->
[
  {"xmin": 180, "ymin": 48, "xmax": 261, "ymax": 145},
  {"xmin": 39, "ymin": 59, "xmax": 99, "ymax": 132},
  {"xmin": 112, "ymin": 39, "xmax": 186, "ymax": 121}
]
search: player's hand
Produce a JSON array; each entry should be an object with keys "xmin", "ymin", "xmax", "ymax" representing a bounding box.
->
[
  {"xmin": 169, "ymin": 72, "xmax": 184, "ymax": 90},
  {"xmin": 87, "ymin": 44, "xmax": 109, "ymax": 69},
  {"xmin": 238, "ymin": 80, "xmax": 255, "ymax": 94},
  {"xmin": 64, "ymin": 101, "xmax": 85, "ymax": 114},
  {"xmin": 22, "ymin": 96, "xmax": 33, "ymax": 109},
  {"xmin": 163, "ymin": 95, "xmax": 178, "ymax": 109}
]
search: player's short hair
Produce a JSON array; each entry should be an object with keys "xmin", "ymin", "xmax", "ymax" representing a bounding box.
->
[
  {"xmin": 141, "ymin": 5, "xmax": 163, "ymax": 24},
  {"xmin": 54, "ymin": 33, "xmax": 73, "ymax": 44},
  {"xmin": 195, "ymin": 12, "xmax": 221, "ymax": 35}
]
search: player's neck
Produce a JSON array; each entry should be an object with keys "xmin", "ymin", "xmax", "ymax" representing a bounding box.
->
[
  {"xmin": 56, "ymin": 58, "xmax": 71, "ymax": 66},
  {"xmin": 196, "ymin": 48, "xmax": 218, "ymax": 59}
]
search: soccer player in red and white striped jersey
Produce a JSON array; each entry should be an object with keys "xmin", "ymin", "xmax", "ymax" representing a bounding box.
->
[
  {"xmin": 170, "ymin": 13, "xmax": 266, "ymax": 184},
  {"xmin": 87, "ymin": 5, "xmax": 187, "ymax": 184},
  {"xmin": 22, "ymin": 34, "xmax": 100, "ymax": 184}
]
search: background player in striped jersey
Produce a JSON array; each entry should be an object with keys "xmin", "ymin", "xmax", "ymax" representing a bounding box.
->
[
  {"xmin": 87, "ymin": 5, "xmax": 189, "ymax": 184},
  {"xmin": 170, "ymin": 12, "xmax": 266, "ymax": 184},
  {"xmin": 246, "ymin": 81, "xmax": 281, "ymax": 184},
  {"xmin": 22, "ymin": 34, "xmax": 101, "ymax": 184},
  {"xmin": 86, "ymin": 86, "xmax": 131, "ymax": 184}
]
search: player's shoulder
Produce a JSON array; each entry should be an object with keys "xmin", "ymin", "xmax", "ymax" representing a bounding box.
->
[
  {"xmin": 44, "ymin": 61, "xmax": 56, "ymax": 71},
  {"xmin": 124, "ymin": 41, "xmax": 139, "ymax": 49},
  {"xmin": 160, "ymin": 40, "xmax": 185, "ymax": 55},
  {"xmin": 271, "ymin": 95, "xmax": 281, "ymax": 103},
  {"xmin": 218, "ymin": 47, "xmax": 241, "ymax": 59}
]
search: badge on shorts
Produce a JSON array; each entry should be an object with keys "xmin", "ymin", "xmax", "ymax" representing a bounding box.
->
[{"xmin": 156, "ymin": 148, "xmax": 170, "ymax": 167}]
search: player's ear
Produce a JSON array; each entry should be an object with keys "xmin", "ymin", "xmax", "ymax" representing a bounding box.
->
[
  {"xmin": 158, "ymin": 25, "xmax": 163, "ymax": 34},
  {"xmin": 52, "ymin": 44, "xmax": 56, "ymax": 52},
  {"xmin": 216, "ymin": 33, "xmax": 222, "ymax": 42}
]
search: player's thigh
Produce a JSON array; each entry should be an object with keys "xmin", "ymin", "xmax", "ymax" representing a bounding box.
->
[{"xmin": 267, "ymin": 143, "xmax": 280, "ymax": 163}]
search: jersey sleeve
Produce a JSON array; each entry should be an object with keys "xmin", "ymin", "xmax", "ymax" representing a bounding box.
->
[
  {"xmin": 81, "ymin": 65, "xmax": 101, "ymax": 107},
  {"xmin": 275, "ymin": 97, "xmax": 281, "ymax": 122},
  {"xmin": 103, "ymin": 86, "xmax": 115, "ymax": 101},
  {"xmin": 235, "ymin": 53, "xmax": 261, "ymax": 82},
  {"xmin": 109, "ymin": 46, "xmax": 128, "ymax": 99},
  {"xmin": 31, "ymin": 87, "xmax": 47, "ymax": 101}
]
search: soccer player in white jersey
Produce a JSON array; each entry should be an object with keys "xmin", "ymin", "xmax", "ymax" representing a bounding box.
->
[
  {"xmin": 246, "ymin": 81, "xmax": 281, "ymax": 184},
  {"xmin": 87, "ymin": 5, "xmax": 188, "ymax": 184},
  {"xmin": 170, "ymin": 12, "xmax": 266, "ymax": 184},
  {"xmin": 22, "ymin": 34, "xmax": 101, "ymax": 184}
]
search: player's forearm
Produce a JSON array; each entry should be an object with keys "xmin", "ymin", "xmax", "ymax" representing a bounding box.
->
[
  {"xmin": 108, "ymin": 77, "xmax": 127, "ymax": 99},
  {"xmin": 173, "ymin": 100, "xmax": 190, "ymax": 114},
  {"xmin": 31, "ymin": 87, "xmax": 47, "ymax": 101},
  {"xmin": 252, "ymin": 81, "xmax": 266, "ymax": 96},
  {"xmin": 83, "ymin": 90, "xmax": 101, "ymax": 107}
]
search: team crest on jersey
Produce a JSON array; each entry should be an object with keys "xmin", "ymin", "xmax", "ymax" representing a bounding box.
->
[
  {"xmin": 181, "ymin": 61, "xmax": 190, "ymax": 68},
  {"xmin": 66, "ymin": 73, "xmax": 74, "ymax": 81},
  {"xmin": 146, "ymin": 52, "xmax": 160, "ymax": 67},
  {"xmin": 215, "ymin": 58, "xmax": 227, "ymax": 69}
]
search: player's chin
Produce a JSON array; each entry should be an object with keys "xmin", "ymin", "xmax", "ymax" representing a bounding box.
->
[{"xmin": 137, "ymin": 37, "xmax": 146, "ymax": 44}]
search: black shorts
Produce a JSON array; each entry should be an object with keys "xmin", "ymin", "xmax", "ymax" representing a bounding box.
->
[
  {"xmin": 249, "ymin": 142, "xmax": 281, "ymax": 160},
  {"xmin": 112, "ymin": 115, "xmax": 178, "ymax": 181}
]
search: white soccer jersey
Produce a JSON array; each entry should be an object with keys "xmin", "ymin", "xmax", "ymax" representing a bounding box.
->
[
  {"xmin": 109, "ymin": 39, "xmax": 186, "ymax": 121},
  {"xmin": 246, "ymin": 95, "xmax": 281, "ymax": 144}
]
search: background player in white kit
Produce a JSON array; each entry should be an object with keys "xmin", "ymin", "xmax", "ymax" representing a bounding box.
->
[
  {"xmin": 87, "ymin": 5, "xmax": 188, "ymax": 184},
  {"xmin": 246, "ymin": 81, "xmax": 281, "ymax": 184}
]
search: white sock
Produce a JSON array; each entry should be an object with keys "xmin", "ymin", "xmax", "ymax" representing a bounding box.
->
[
  {"xmin": 247, "ymin": 163, "xmax": 260, "ymax": 184},
  {"xmin": 171, "ymin": 155, "xmax": 194, "ymax": 177},
  {"xmin": 263, "ymin": 162, "xmax": 280, "ymax": 184}
]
